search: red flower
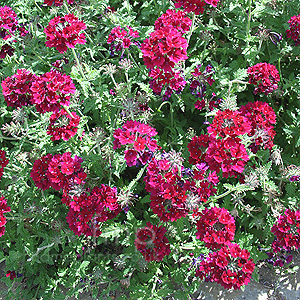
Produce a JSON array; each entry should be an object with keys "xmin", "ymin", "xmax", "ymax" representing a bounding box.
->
[
  {"xmin": 144, "ymin": 154, "xmax": 189, "ymax": 222},
  {"xmin": 66, "ymin": 185, "xmax": 121, "ymax": 237},
  {"xmin": 194, "ymin": 207, "xmax": 236, "ymax": 249},
  {"xmin": 154, "ymin": 9, "xmax": 192, "ymax": 34},
  {"xmin": 205, "ymin": 137, "xmax": 249, "ymax": 178},
  {"xmin": 113, "ymin": 120, "xmax": 160, "ymax": 167},
  {"xmin": 207, "ymin": 109, "xmax": 251, "ymax": 138},
  {"xmin": 173, "ymin": 0, "xmax": 220, "ymax": 15},
  {"xmin": 44, "ymin": 14, "xmax": 86, "ymax": 53},
  {"xmin": 239, "ymin": 101, "xmax": 276, "ymax": 151},
  {"xmin": 187, "ymin": 134, "xmax": 210, "ymax": 165},
  {"xmin": 0, "ymin": 150, "xmax": 9, "ymax": 181},
  {"xmin": 286, "ymin": 14, "xmax": 300, "ymax": 46},
  {"xmin": 107, "ymin": 26, "xmax": 139, "ymax": 55},
  {"xmin": 271, "ymin": 209, "xmax": 300, "ymax": 251},
  {"xmin": 0, "ymin": 6, "xmax": 18, "ymax": 40},
  {"xmin": 247, "ymin": 62, "xmax": 280, "ymax": 95},
  {"xmin": 0, "ymin": 196, "xmax": 11, "ymax": 237},
  {"xmin": 30, "ymin": 70, "xmax": 75, "ymax": 113},
  {"xmin": 1, "ymin": 69, "xmax": 37, "ymax": 108},
  {"xmin": 135, "ymin": 223, "xmax": 171, "ymax": 262},
  {"xmin": 141, "ymin": 26, "xmax": 188, "ymax": 72},
  {"xmin": 47, "ymin": 109, "xmax": 80, "ymax": 141},
  {"xmin": 44, "ymin": 0, "xmax": 74, "ymax": 6},
  {"xmin": 195, "ymin": 243, "xmax": 255, "ymax": 290},
  {"xmin": 0, "ymin": 44, "xmax": 14, "ymax": 59},
  {"xmin": 30, "ymin": 154, "xmax": 53, "ymax": 190},
  {"xmin": 6, "ymin": 270, "xmax": 16, "ymax": 280}
]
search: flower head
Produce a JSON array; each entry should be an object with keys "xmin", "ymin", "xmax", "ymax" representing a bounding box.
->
[
  {"xmin": 44, "ymin": 14, "xmax": 86, "ymax": 53},
  {"xmin": 286, "ymin": 14, "xmax": 300, "ymax": 46}
]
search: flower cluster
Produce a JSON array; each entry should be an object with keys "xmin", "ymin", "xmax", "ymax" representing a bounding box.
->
[
  {"xmin": 266, "ymin": 241, "xmax": 293, "ymax": 267},
  {"xmin": 239, "ymin": 101, "xmax": 276, "ymax": 151},
  {"xmin": 207, "ymin": 109, "xmax": 251, "ymax": 139},
  {"xmin": 0, "ymin": 196, "xmax": 11, "ymax": 237},
  {"xmin": 271, "ymin": 209, "xmax": 300, "ymax": 251},
  {"xmin": 30, "ymin": 70, "xmax": 76, "ymax": 113},
  {"xmin": 141, "ymin": 10, "xmax": 190, "ymax": 99},
  {"xmin": 47, "ymin": 109, "xmax": 80, "ymax": 141},
  {"xmin": 135, "ymin": 223, "xmax": 171, "ymax": 262},
  {"xmin": 6, "ymin": 270, "xmax": 16, "ymax": 280},
  {"xmin": 286, "ymin": 14, "xmax": 300, "ymax": 46},
  {"xmin": 173, "ymin": 0, "xmax": 220, "ymax": 15},
  {"xmin": 195, "ymin": 243, "xmax": 255, "ymax": 290},
  {"xmin": 44, "ymin": 0, "xmax": 74, "ymax": 6},
  {"xmin": 113, "ymin": 120, "xmax": 160, "ymax": 167},
  {"xmin": 247, "ymin": 62, "xmax": 280, "ymax": 95},
  {"xmin": 190, "ymin": 64, "xmax": 215, "ymax": 99},
  {"xmin": 0, "ymin": 150, "xmax": 9, "ymax": 181},
  {"xmin": 144, "ymin": 153, "xmax": 189, "ymax": 222},
  {"xmin": 30, "ymin": 152, "xmax": 86, "ymax": 191},
  {"xmin": 194, "ymin": 207, "xmax": 236, "ymax": 249},
  {"xmin": 44, "ymin": 14, "xmax": 86, "ymax": 53},
  {"xmin": 107, "ymin": 26, "xmax": 139, "ymax": 56},
  {"xmin": 0, "ymin": 6, "xmax": 28, "ymax": 59},
  {"xmin": 66, "ymin": 185, "xmax": 121, "ymax": 237},
  {"xmin": 1, "ymin": 69, "xmax": 37, "ymax": 108},
  {"xmin": 188, "ymin": 135, "xmax": 249, "ymax": 178}
]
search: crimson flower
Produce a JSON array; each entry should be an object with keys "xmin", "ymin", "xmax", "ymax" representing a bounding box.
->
[
  {"xmin": 30, "ymin": 70, "xmax": 76, "ymax": 113},
  {"xmin": 0, "ymin": 44, "xmax": 14, "ymax": 59},
  {"xmin": 173, "ymin": 0, "xmax": 220, "ymax": 15},
  {"xmin": 0, "ymin": 196, "xmax": 11, "ymax": 237},
  {"xmin": 247, "ymin": 62, "xmax": 280, "ymax": 95},
  {"xmin": 135, "ymin": 223, "xmax": 171, "ymax": 262},
  {"xmin": 194, "ymin": 207, "xmax": 236, "ymax": 249},
  {"xmin": 0, "ymin": 150, "xmax": 9, "ymax": 181},
  {"xmin": 6, "ymin": 270, "xmax": 16, "ymax": 280},
  {"xmin": 44, "ymin": 14, "xmax": 86, "ymax": 53},
  {"xmin": 47, "ymin": 109, "xmax": 80, "ymax": 141},
  {"xmin": 286, "ymin": 14, "xmax": 300, "ymax": 46},
  {"xmin": 0, "ymin": 6, "xmax": 18, "ymax": 40},
  {"xmin": 271, "ymin": 209, "xmax": 300, "ymax": 251},
  {"xmin": 44, "ymin": 0, "xmax": 74, "ymax": 6},
  {"xmin": 196, "ymin": 243, "xmax": 255, "ymax": 290},
  {"xmin": 1, "ymin": 69, "xmax": 37, "ymax": 108}
]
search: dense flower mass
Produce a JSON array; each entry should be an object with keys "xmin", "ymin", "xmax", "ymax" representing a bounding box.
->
[
  {"xmin": 107, "ymin": 26, "xmax": 139, "ymax": 55},
  {"xmin": 44, "ymin": 14, "xmax": 86, "ymax": 53},
  {"xmin": 247, "ymin": 63, "xmax": 280, "ymax": 95},
  {"xmin": 194, "ymin": 207, "xmax": 236, "ymax": 249},
  {"xmin": 195, "ymin": 243, "xmax": 255, "ymax": 290},
  {"xmin": 113, "ymin": 120, "xmax": 160, "ymax": 167},
  {"xmin": 271, "ymin": 209, "xmax": 300, "ymax": 251},
  {"xmin": 239, "ymin": 101, "xmax": 276, "ymax": 151},
  {"xmin": 0, "ymin": 150, "xmax": 9, "ymax": 181},
  {"xmin": 66, "ymin": 185, "xmax": 121, "ymax": 237},
  {"xmin": 30, "ymin": 70, "xmax": 76, "ymax": 113},
  {"xmin": 44, "ymin": 0, "xmax": 74, "ymax": 6},
  {"xmin": 135, "ymin": 223, "xmax": 171, "ymax": 262},
  {"xmin": 286, "ymin": 14, "xmax": 300, "ymax": 46},
  {"xmin": 187, "ymin": 135, "xmax": 210, "ymax": 165},
  {"xmin": 141, "ymin": 26, "xmax": 188, "ymax": 72},
  {"xmin": 0, "ymin": 44, "xmax": 14, "ymax": 59},
  {"xmin": 173, "ymin": 0, "xmax": 220, "ymax": 15},
  {"xmin": 1, "ymin": 69, "xmax": 36, "ymax": 108},
  {"xmin": 30, "ymin": 152, "xmax": 85, "ymax": 191},
  {"xmin": 0, "ymin": 196, "xmax": 11, "ymax": 237},
  {"xmin": 47, "ymin": 109, "xmax": 80, "ymax": 141},
  {"xmin": 207, "ymin": 109, "xmax": 251, "ymax": 139},
  {"xmin": 0, "ymin": 6, "xmax": 18, "ymax": 39},
  {"xmin": 154, "ymin": 9, "xmax": 192, "ymax": 34},
  {"xmin": 144, "ymin": 153, "xmax": 189, "ymax": 222}
]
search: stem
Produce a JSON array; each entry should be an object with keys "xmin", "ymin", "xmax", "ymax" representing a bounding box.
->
[
  {"xmin": 127, "ymin": 50, "xmax": 142, "ymax": 72},
  {"xmin": 278, "ymin": 57, "xmax": 282, "ymax": 83},
  {"xmin": 158, "ymin": 101, "xmax": 174, "ymax": 129},
  {"xmin": 63, "ymin": 1, "xmax": 71, "ymax": 13},
  {"xmin": 246, "ymin": 0, "xmax": 252, "ymax": 47},
  {"xmin": 71, "ymin": 48, "xmax": 87, "ymax": 80},
  {"xmin": 187, "ymin": 12, "xmax": 196, "ymax": 46}
]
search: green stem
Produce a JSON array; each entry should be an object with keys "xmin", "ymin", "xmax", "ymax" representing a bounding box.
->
[
  {"xmin": 127, "ymin": 50, "xmax": 142, "ymax": 72},
  {"xmin": 246, "ymin": 0, "xmax": 252, "ymax": 47},
  {"xmin": 158, "ymin": 101, "xmax": 174, "ymax": 129},
  {"xmin": 63, "ymin": 1, "xmax": 71, "ymax": 13},
  {"xmin": 186, "ymin": 12, "xmax": 196, "ymax": 46},
  {"xmin": 71, "ymin": 48, "xmax": 87, "ymax": 80},
  {"xmin": 278, "ymin": 57, "xmax": 282, "ymax": 83}
]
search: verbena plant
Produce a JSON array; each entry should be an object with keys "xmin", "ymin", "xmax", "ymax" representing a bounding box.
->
[{"xmin": 0, "ymin": 0, "xmax": 300, "ymax": 299}]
